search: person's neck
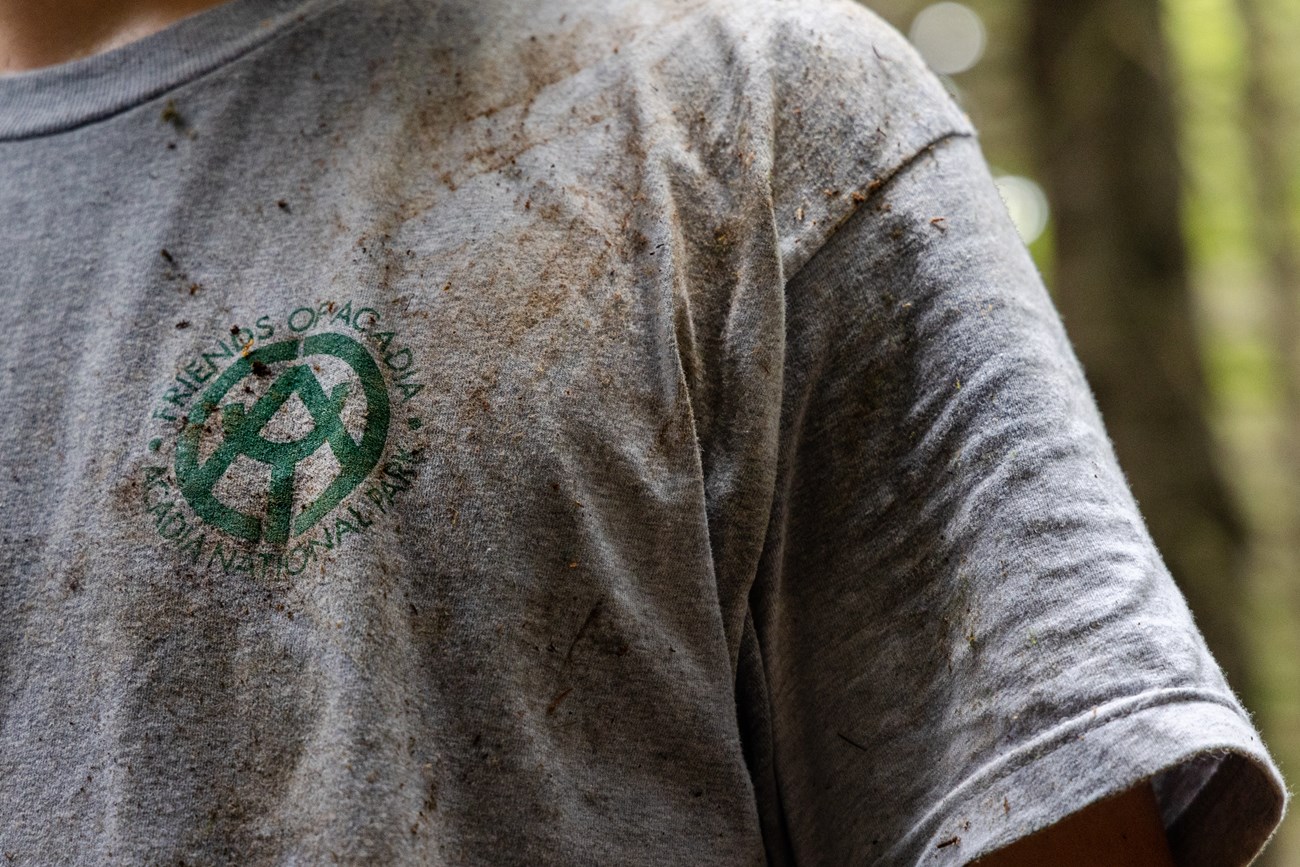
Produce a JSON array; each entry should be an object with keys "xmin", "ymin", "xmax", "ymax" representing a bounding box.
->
[{"xmin": 0, "ymin": 0, "xmax": 229, "ymax": 72}]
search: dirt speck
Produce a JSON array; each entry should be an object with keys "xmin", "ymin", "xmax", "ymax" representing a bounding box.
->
[
  {"xmin": 160, "ymin": 100, "xmax": 184, "ymax": 129},
  {"xmin": 564, "ymin": 602, "xmax": 601, "ymax": 664},
  {"xmin": 837, "ymin": 731, "xmax": 869, "ymax": 752},
  {"xmin": 545, "ymin": 687, "xmax": 573, "ymax": 715}
]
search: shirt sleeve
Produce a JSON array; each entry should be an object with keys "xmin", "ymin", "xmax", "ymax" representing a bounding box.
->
[{"xmin": 745, "ymin": 131, "xmax": 1287, "ymax": 865}]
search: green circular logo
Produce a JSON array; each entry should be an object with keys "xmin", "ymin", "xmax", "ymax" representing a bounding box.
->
[
  {"xmin": 140, "ymin": 299, "xmax": 427, "ymax": 580},
  {"xmin": 175, "ymin": 333, "xmax": 391, "ymax": 544}
]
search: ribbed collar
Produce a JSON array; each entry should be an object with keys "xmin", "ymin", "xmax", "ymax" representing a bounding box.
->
[{"xmin": 0, "ymin": 0, "xmax": 332, "ymax": 141}]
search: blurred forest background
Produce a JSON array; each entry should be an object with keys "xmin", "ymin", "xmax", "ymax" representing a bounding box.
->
[{"xmin": 860, "ymin": 0, "xmax": 1300, "ymax": 861}]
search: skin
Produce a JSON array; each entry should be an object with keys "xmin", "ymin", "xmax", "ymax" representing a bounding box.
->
[
  {"xmin": 0, "ymin": 6, "xmax": 1179, "ymax": 865},
  {"xmin": 0, "ymin": 0, "xmax": 227, "ymax": 71},
  {"xmin": 974, "ymin": 783, "xmax": 1175, "ymax": 867}
]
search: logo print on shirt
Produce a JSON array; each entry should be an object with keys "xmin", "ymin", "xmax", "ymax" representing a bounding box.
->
[
  {"xmin": 139, "ymin": 300, "xmax": 428, "ymax": 582},
  {"xmin": 176, "ymin": 333, "xmax": 391, "ymax": 544}
]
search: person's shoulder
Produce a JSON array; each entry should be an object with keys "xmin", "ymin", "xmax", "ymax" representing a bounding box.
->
[
  {"xmin": 597, "ymin": 0, "xmax": 976, "ymax": 274},
  {"xmin": 489, "ymin": 0, "xmax": 920, "ymax": 53},
  {"xmin": 385, "ymin": 0, "xmax": 973, "ymax": 274},
  {"xmin": 413, "ymin": 0, "xmax": 962, "ymax": 116}
]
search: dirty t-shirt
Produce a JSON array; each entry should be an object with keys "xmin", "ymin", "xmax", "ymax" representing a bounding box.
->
[{"xmin": 0, "ymin": 0, "xmax": 1286, "ymax": 863}]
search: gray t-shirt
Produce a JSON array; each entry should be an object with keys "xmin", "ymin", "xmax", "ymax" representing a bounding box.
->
[{"xmin": 0, "ymin": 0, "xmax": 1285, "ymax": 863}]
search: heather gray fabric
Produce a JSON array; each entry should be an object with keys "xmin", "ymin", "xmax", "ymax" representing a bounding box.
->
[{"xmin": 0, "ymin": 0, "xmax": 1285, "ymax": 864}]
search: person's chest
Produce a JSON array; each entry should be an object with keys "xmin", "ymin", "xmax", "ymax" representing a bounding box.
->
[{"xmin": 0, "ymin": 15, "xmax": 778, "ymax": 859}]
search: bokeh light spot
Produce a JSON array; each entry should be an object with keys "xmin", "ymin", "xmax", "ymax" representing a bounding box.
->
[
  {"xmin": 994, "ymin": 174, "xmax": 1051, "ymax": 245},
  {"xmin": 908, "ymin": 2, "xmax": 987, "ymax": 75}
]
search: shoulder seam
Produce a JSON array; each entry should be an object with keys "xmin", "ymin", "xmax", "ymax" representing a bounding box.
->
[{"xmin": 783, "ymin": 128, "xmax": 975, "ymax": 287}]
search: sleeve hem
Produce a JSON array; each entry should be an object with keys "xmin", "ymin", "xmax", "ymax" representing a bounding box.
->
[{"xmin": 880, "ymin": 690, "xmax": 1287, "ymax": 866}]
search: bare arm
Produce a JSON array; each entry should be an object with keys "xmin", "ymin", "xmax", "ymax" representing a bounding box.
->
[{"xmin": 973, "ymin": 783, "xmax": 1174, "ymax": 867}]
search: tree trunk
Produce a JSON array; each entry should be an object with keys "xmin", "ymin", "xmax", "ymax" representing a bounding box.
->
[
  {"xmin": 1023, "ymin": 0, "xmax": 1252, "ymax": 696},
  {"xmin": 1238, "ymin": 0, "xmax": 1300, "ymax": 551}
]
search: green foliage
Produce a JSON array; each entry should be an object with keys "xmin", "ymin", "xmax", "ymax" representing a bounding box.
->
[{"xmin": 1165, "ymin": 0, "xmax": 1256, "ymax": 265}]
